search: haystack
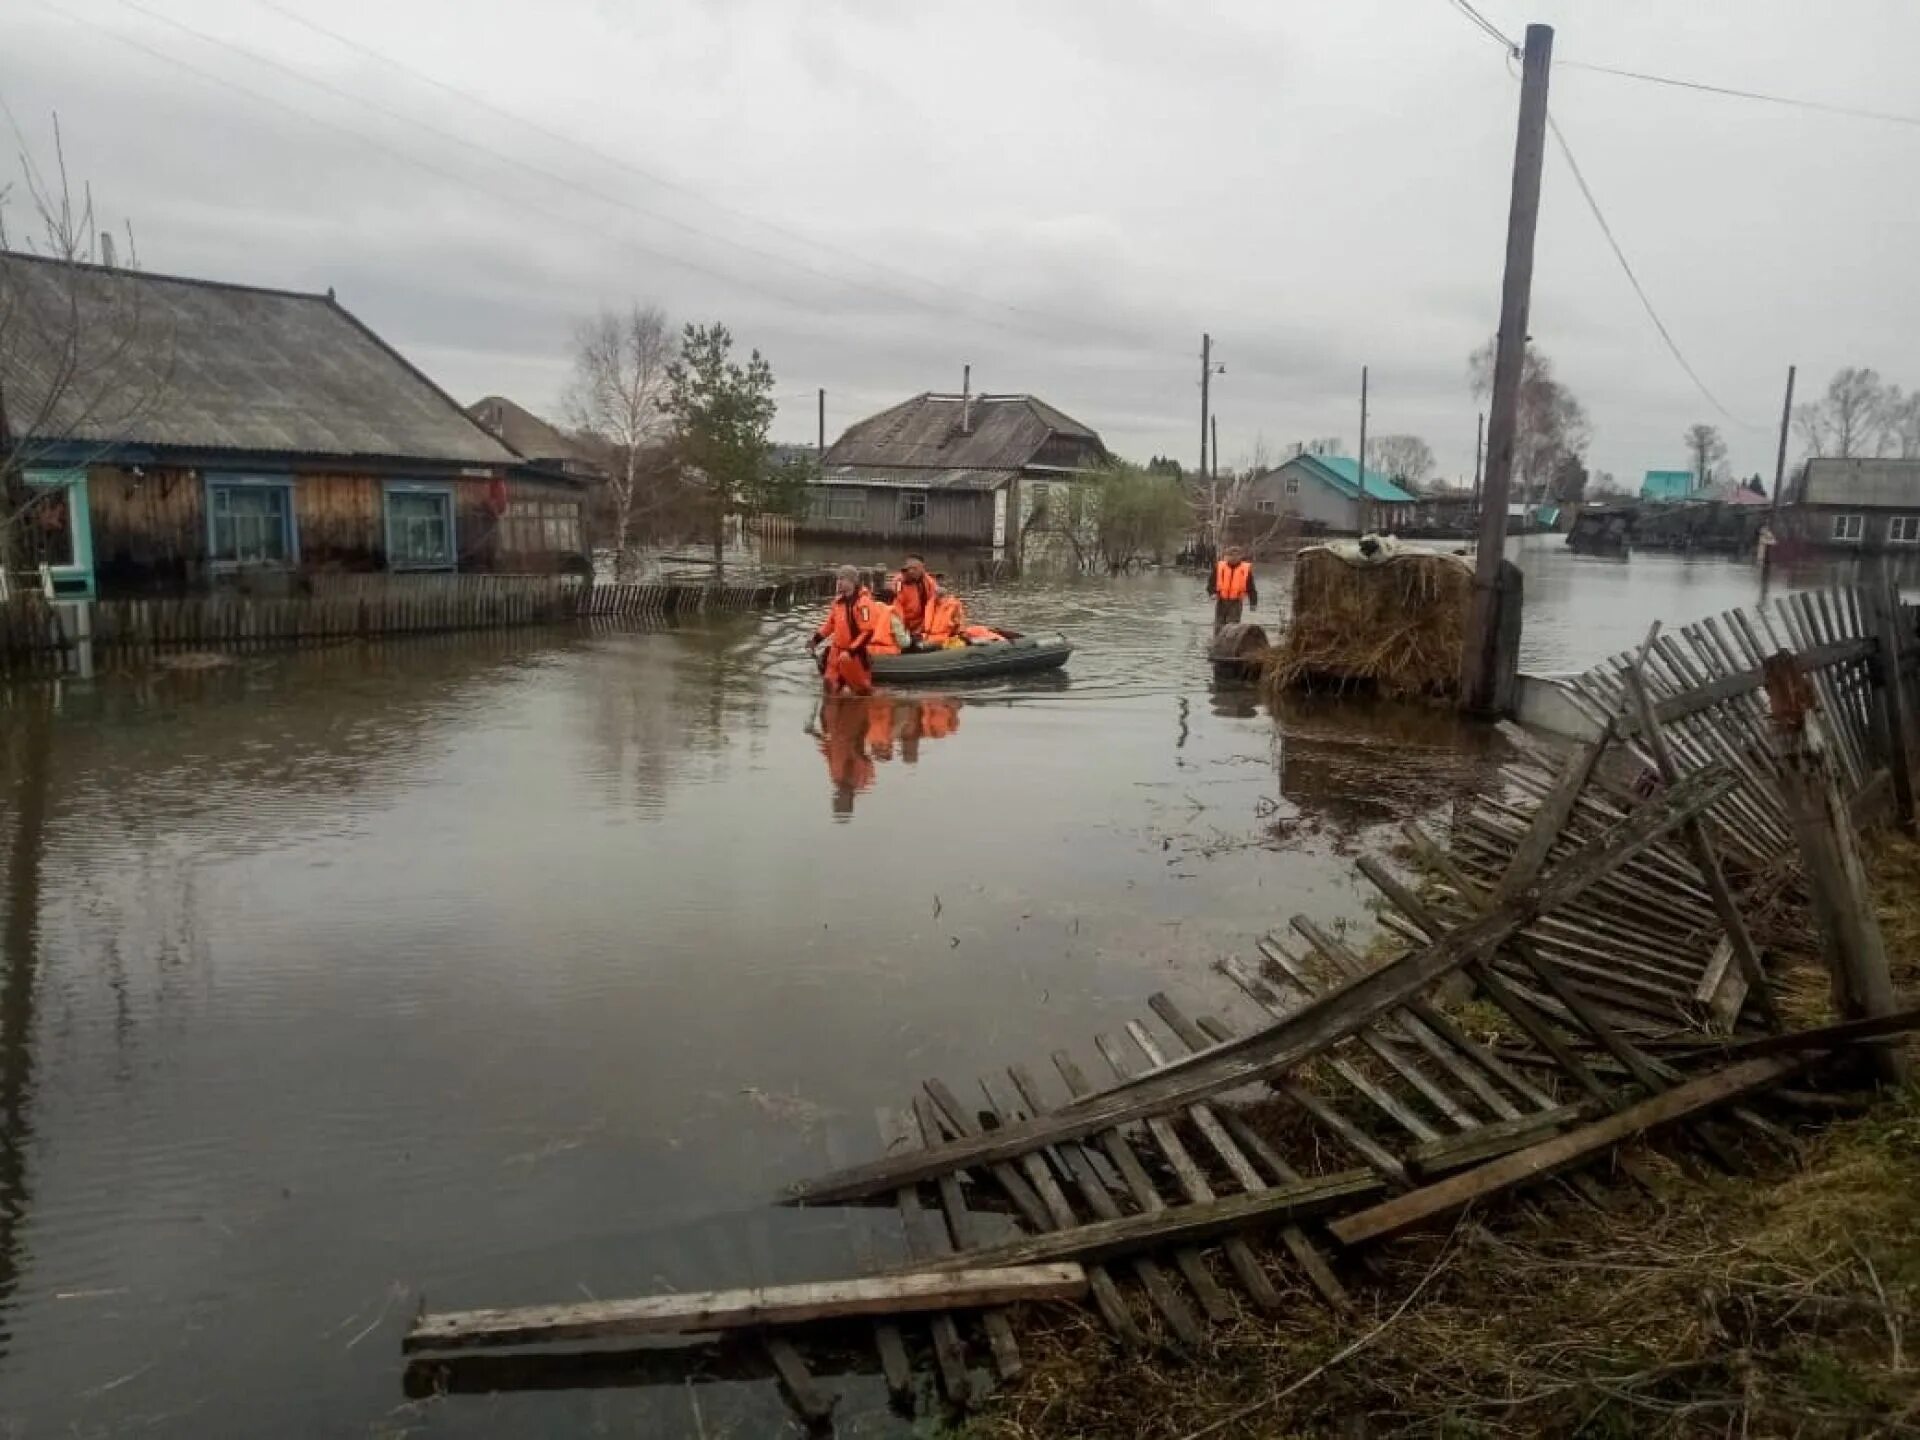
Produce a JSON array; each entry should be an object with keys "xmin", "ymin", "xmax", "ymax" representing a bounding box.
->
[{"xmin": 1266, "ymin": 538, "xmax": 1474, "ymax": 701}]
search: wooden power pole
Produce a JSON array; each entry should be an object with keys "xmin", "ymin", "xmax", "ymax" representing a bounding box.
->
[
  {"xmin": 1199, "ymin": 333, "xmax": 1214, "ymax": 480},
  {"xmin": 1461, "ymin": 22, "xmax": 1554, "ymax": 716},
  {"xmin": 817, "ymin": 387, "xmax": 826, "ymax": 461},
  {"xmin": 1471, "ymin": 411, "xmax": 1485, "ymax": 517},
  {"xmin": 1770, "ymin": 364, "xmax": 1796, "ymax": 516},
  {"xmin": 1357, "ymin": 365, "xmax": 1370, "ymax": 535}
]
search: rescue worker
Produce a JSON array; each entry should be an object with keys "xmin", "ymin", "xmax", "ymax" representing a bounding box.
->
[
  {"xmin": 888, "ymin": 554, "xmax": 939, "ymax": 640},
  {"xmin": 919, "ymin": 588, "xmax": 970, "ymax": 647},
  {"xmin": 809, "ymin": 566, "xmax": 907, "ymax": 695},
  {"xmin": 1207, "ymin": 545, "xmax": 1257, "ymax": 628}
]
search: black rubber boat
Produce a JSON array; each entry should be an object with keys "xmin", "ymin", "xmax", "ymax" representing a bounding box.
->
[{"xmin": 871, "ymin": 631, "xmax": 1072, "ymax": 682}]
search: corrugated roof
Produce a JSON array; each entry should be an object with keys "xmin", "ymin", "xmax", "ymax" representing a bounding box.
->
[
  {"xmin": 823, "ymin": 392, "xmax": 1104, "ymax": 472},
  {"xmin": 1802, "ymin": 458, "xmax": 1920, "ymax": 509},
  {"xmin": 817, "ymin": 464, "xmax": 1014, "ymax": 492},
  {"xmin": 1290, "ymin": 454, "xmax": 1417, "ymax": 503},
  {"xmin": 1, "ymin": 250, "xmax": 516, "ymax": 465},
  {"xmin": 467, "ymin": 395, "xmax": 604, "ymax": 467}
]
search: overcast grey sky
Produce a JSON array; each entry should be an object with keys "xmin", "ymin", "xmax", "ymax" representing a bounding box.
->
[{"xmin": 3, "ymin": 0, "xmax": 1916, "ymax": 483}]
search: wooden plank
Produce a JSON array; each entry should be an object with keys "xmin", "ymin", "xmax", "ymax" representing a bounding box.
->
[
  {"xmin": 919, "ymin": 1080, "xmax": 1052, "ymax": 1233},
  {"xmin": 856, "ymin": 1114, "xmax": 914, "ymax": 1406},
  {"xmin": 1051, "ymin": 1049, "xmax": 1235, "ymax": 1325},
  {"xmin": 1176, "ymin": 1008, "xmax": 1355, "ymax": 1312},
  {"xmin": 765, "ymin": 1337, "xmax": 836, "ymax": 1426},
  {"xmin": 908, "ymin": 1170, "xmax": 1382, "ymax": 1273},
  {"xmin": 1095, "ymin": 1032, "xmax": 1285, "ymax": 1312},
  {"xmin": 902, "ymin": 1098, "xmax": 976, "ymax": 1405},
  {"xmin": 1329, "ymin": 1056, "xmax": 1801, "ymax": 1246},
  {"xmin": 404, "ymin": 1265, "xmax": 1086, "ymax": 1353},
  {"xmin": 1491, "ymin": 728, "xmax": 1611, "ymax": 904},
  {"xmin": 959, "ymin": 1076, "xmax": 1144, "ymax": 1348},
  {"xmin": 1002, "ymin": 1066, "xmax": 1202, "ymax": 1349},
  {"xmin": 783, "ymin": 765, "xmax": 1736, "ymax": 1206},
  {"xmin": 1622, "ymin": 661, "xmax": 1782, "ymax": 1032}
]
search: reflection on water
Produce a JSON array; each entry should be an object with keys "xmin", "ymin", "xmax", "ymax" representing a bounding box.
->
[
  {"xmin": 0, "ymin": 543, "xmax": 1897, "ymax": 1434},
  {"xmin": 809, "ymin": 695, "xmax": 965, "ymax": 818}
]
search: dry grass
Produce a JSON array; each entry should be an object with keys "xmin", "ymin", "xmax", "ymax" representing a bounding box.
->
[
  {"xmin": 958, "ymin": 835, "xmax": 1920, "ymax": 1439},
  {"xmin": 1265, "ymin": 547, "xmax": 1474, "ymax": 703}
]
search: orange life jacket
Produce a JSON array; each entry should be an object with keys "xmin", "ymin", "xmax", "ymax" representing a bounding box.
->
[
  {"xmin": 866, "ymin": 599, "xmax": 902, "ymax": 655},
  {"xmin": 889, "ymin": 571, "xmax": 938, "ymax": 636},
  {"xmin": 1214, "ymin": 559, "xmax": 1252, "ymax": 601},
  {"xmin": 817, "ymin": 588, "xmax": 875, "ymax": 652},
  {"xmin": 921, "ymin": 592, "xmax": 967, "ymax": 644},
  {"xmin": 961, "ymin": 624, "xmax": 1003, "ymax": 644}
]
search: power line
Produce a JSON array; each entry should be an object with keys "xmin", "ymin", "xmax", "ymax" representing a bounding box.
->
[
  {"xmin": 1544, "ymin": 110, "xmax": 1762, "ymax": 430},
  {"xmin": 1561, "ymin": 59, "xmax": 1920, "ymax": 131},
  {"xmin": 257, "ymin": 0, "xmax": 1152, "ymax": 343},
  {"xmin": 1445, "ymin": 0, "xmax": 1517, "ymax": 53}
]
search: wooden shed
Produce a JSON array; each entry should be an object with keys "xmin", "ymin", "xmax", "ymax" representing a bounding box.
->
[{"xmin": 1, "ymin": 251, "xmax": 592, "ymax": 599}]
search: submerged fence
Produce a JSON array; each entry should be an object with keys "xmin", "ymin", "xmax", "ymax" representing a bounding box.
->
[{"xmin": 0, "ymin": 569, "xmax": 850, "ymax": 678}]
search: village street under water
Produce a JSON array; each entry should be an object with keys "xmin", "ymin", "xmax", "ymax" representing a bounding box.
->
[{"xmin": 0, "ymin": 539, "xmax": 1912, "ymax": 1436}]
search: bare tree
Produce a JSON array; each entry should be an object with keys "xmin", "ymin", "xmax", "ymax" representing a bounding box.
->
[
  {"xmin": 1682, "ymin": 422, "xmax": 1728, "ymax": 490},
  {"xmin": 563, "ymin": 303, "xmax": 674, "ymax": 578},
  {"xmin": 1191, "ymin": 435, "xmax": 1272, "ymax": 556},
  {"xmin": 1, "ymin": 115, "xmax": 169, "ymax": 587},
  {"xmin": 1468, "ymin": 341, "xmax": 1590, "ymax": 503},
  {"xmin": 1881, "ymin": 386, "xmax": 1920, "ymax": 460},
  {"xmin": 1364, "ymin": 434, "xmax": 1434, "ymax": 489},
  {"xmin": 1794, "ymin": 366, "xmax": 1890, "ymax": 459}
]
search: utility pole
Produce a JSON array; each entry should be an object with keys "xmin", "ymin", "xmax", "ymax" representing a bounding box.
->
[
  {"xmin": 1357, "ymin": 365, "xmax": 1370, "ymax": 535},
  {"xmin": 1210, "ymin": 414, "xmax": 1219, "ymax": 486},
  {"xmin": 1471, "ymin": 411, "xmax": 1485, "ymax": 518},
  {"xmin": 817, "ymin": 387, "xmax": 826, "ymax": 461},
  {"xmin": 1461, "ymin": 22, "xmax": 1553, "ymax": 717},
  {"xmin": 1199, "ymin": 333, "xmax": 1215, "ymax": 479},
  {"xmin": 1770, "ymin": 364, "xmax": 1796, "ymax": 516}
]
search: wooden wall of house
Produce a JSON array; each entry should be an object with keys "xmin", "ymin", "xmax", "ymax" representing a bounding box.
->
[
  {"xmin": 797, "ymin": 486, "xmax": 995, "ymax": 544},
  {"xmin": 84, "ymin": 465, "xmax": 589, "ymax": 596}
]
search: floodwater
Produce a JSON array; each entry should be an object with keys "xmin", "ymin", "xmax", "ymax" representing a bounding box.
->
[{"xmin": 0, "ymin": 538, "xmax": 1902, "ymax": 1435}]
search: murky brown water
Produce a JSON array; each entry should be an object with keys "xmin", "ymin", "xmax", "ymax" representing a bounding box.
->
[{"xmin": 0, "ymin": 538, "xmax": 1904, "ymax": 1434}]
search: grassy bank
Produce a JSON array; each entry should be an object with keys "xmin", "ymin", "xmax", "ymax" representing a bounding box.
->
[{"xmin": 960, "ymin": 839, "xmax": 1920, "ymax": 1438}]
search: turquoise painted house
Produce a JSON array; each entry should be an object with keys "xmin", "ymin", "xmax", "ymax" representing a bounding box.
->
[
  {"xmin": 1641, "ymin": 470, "xmax": 1695, "ymax": 503},
  {"xmin": 1249, "ymin": 453, "xmax": 1418, "ymax": 533}
]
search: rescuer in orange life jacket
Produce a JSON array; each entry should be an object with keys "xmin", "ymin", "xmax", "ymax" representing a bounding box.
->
[
  {"xmin": 809, "ymin": 566, "xmax": 907, "ymax": 695},
  {"xmin": 887, "ymin": 554, "xmax": 939, "ymax": 642},
  {"xmin": 1207, "ymin": 545, "xmax": 1258, "ymax": 629}
]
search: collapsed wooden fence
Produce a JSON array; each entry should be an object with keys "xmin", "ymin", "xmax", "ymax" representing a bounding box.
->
[
  {"xmin": 403, "ymin": 586, "xmax": 1920, "ymax": 1427},
  {"xmin": 0, "ymin": 570, "xmax": 851, "ymax": 677}
]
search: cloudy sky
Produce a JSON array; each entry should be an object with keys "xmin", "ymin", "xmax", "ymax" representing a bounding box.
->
[{"xmin": 2, "ymin": 0, "xmax": 1915, "ymax": 484}]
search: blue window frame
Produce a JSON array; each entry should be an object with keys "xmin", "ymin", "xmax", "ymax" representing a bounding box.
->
[
  {"xmin": 206, "ymin": 475, "xmax": 298, "ymax": 567},
  {"xmin": 24, "ymin": 468, "xmax": 95, "ymax": 598},
  {"xmin": 383, "ymin": 481, "xmax": 457, "ymax": 571}
]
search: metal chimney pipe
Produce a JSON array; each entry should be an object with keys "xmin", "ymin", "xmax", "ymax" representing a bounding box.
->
[{"xmin": 962, "ymin": 364, "xmax": 972, "ymax": 434}]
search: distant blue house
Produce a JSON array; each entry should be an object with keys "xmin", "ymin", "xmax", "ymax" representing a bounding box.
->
[
  {"xmin": 1641, "ymin": 470, "xmax": 1695, "ymax": 503},
  {"xmin": 1248, "ymin": 453, "xmax": 1418, "ymax": 533}
]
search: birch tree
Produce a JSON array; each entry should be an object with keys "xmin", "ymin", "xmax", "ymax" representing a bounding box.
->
[{"xmin": 564, "ymin": 303, "xmax": 674, "ymax": 578}]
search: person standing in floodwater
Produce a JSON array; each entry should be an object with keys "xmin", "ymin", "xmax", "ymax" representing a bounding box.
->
[{"xmin": 1208, "ymin": 545, "xmax": 1257, "ymax": 628}]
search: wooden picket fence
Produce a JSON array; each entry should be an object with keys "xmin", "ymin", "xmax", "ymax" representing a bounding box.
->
[{"xmin": 0, "ymin": 570, "xmax": 852, "ymax": 677}]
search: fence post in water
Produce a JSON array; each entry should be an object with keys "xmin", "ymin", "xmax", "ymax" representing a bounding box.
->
[{"xmin": 1763, "ymin": 651, "xmax": 1908, "ymax": 1084}]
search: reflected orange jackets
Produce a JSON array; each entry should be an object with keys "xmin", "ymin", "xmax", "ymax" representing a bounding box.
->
[
  {"xmin": 921, "ymin": 592, "xmax": 967, "ymax": 644},
  {"xmin": 919, "ymin": 700, "xmax": 960, "ymax": 739},
  {"xmin": 890, "ymin": 571, "xmax": 938, "ymax": 636},
  {"xmin": 1214, "ymin": 559, "xmax": 1252, "ymax": 601}
]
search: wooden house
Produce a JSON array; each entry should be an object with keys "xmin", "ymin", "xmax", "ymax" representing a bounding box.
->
[
  {"xmin": 1243, "ymin": 453, "xmax": 1418, "ymax": 535},
  {"xmin": 0, "ymin": 251, "xmax": 592, "ymax": 599},
  {"xmin": 802, "ymin": 391, "xmax": 1109, "ymax": 548},
  {"xmin": 1781, "ymin": 458, "xmax": 1920, "ymax": 553}
]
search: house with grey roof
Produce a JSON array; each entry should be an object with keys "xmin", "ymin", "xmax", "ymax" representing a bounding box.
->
[
  {"xmin": 804, "ymin": 390, "xmax": 1110, "ymax": 548},
  {"xmin": 1783, "ymin": 457, "xmax": 1920, "ymax": 552},
  {"xmin": 0, "ymin": 250, "xmax": 592, "ymax": 598},
  {"xmin": 1244, "ymin": 452, "xmax": 1418, "ymax": 535}
]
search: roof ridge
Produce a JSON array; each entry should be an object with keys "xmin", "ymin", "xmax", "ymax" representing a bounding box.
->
[
  {"xmin": 323, "ymin": 294, "xmax": 521, "ymax": 459},
  {"xmin": 0, "ymin": 246, "xmax": 335, "ymax": 307}
]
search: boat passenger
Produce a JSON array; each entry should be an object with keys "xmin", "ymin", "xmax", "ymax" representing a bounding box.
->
[
  {"xmin": 888, "ymin": 554, "xmax": 939, "ymax": 640},
  {"xmin": 920, "ymin": 589, "xmax": 970, "ymax": 647}
]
